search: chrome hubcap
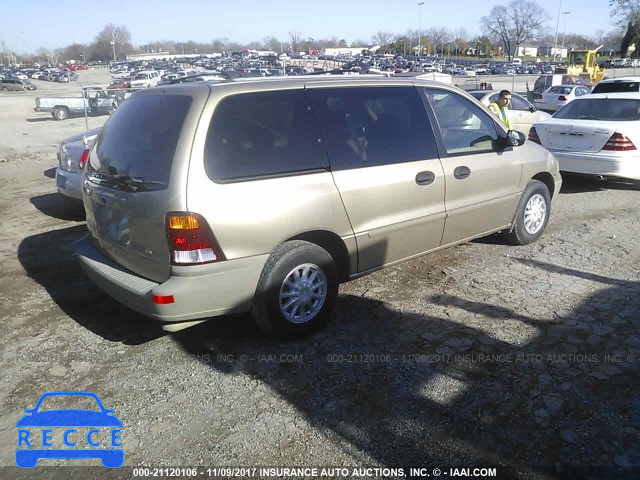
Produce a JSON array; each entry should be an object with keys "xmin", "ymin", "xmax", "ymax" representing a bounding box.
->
[
  {"xmin": 524, "ymin": 193, "xmax": 546, "ymax": 235},
  {"xmin": 279, "ymin": 263, "xmax": 327, "ymax": 324}
]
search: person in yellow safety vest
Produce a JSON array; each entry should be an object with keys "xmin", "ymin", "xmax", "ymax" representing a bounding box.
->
[{"xmin": 488, "ymin": 89, "xmax": 513, "ymax": 130}]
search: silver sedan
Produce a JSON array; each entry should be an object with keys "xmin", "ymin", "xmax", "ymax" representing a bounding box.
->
[{"xmin": 55, "ymin": 128, "xmax": 100, "ymax": 204}]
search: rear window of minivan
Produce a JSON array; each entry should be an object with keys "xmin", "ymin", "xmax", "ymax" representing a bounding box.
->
[
  {"xmin": 89, "ymin": 94, "xmax": 191, "ymax": 187},
  {"xmin": 204, "ymin": 90, "xmax": 329, "ymax": 181}
]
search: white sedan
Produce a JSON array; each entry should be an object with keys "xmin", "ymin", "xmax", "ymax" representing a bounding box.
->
[
  {"xmin": 529, "ymin": 93, "xmax": 640, "ymax": 181},
  {"xmin": 535, "ymin": 84, "xmax": 592, "ymax": 112},
  {"xmin": 468, "ymin": 90, "xmax": 551, "ymax": 134}
]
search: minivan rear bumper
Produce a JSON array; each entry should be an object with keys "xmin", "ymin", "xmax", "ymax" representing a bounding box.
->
[{"xmin": 75, "ymin": 235, "xmax": 268, "ymax": 324}]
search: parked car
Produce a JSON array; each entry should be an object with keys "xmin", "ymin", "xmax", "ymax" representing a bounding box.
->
[
  {"xmin": 535, "ymin": 84, "xmax": 591, "ymax": 112},
  {"xmin": 56, "ymin": 127, "xmax": 100, "ymax": 204},
  {"xmin": 529, "ymin": 93, "xmax": 640, "ymax": 181},
  {"xmin": 532, "ymin": 74, "xmax": 576, "ymax": 99},
  {"xmin": 468, "ymin": 90, "xmax": 551, "ymax": 134},
  {"xmin": 591, "ymin": 76, "xmax": 640, "ymax": 95},
  {"xmin": 55, "ymin": 72, "xmax": 79, "ymax": 82},
  {"xmin": 35, "ymin": 86, "xmax": 121, "ymax": 120},
  {"xmin": 76, "ymin": 78, "xmax": 561, "ymax": 336},
  {"xmin": 0, "ymin": 78, "xmax": 35, "ymax": 91},
  {"xmin": 129, "ymin": 70, "xmax": 161, "ymax": 89}
]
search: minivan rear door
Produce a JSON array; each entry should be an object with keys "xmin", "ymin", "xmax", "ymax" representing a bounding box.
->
[{"xmin": 84, "ymin": 87, "xmax": 209, "ymax": 283}]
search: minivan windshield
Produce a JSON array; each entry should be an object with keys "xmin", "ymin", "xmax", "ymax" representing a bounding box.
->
[{"xmin": 88, "ymin": 94, "xmax": 192, "ymax": 190}]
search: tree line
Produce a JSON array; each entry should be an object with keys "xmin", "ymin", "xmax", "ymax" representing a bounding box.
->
[{"xmin": 2, "ymin": 1, "xmax": 638, "ymax": 64}]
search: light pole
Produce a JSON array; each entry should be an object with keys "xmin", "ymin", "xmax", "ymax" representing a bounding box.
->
[
  {"xmin": 417, "ymin": 2, "xmax": 424, "ymax": 58},
  {"xmin": 552, "ymin": 0, "xmax": 562, "ymax": 62},
  {"xmin": 560, "ymin": 11, "xmax": 571, "ymax": 60},
  {"xmin": 110, "ymin": 32, "xmax": 116, "ymax": 63}
]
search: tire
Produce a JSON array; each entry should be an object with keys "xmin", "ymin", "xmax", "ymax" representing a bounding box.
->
[
  {"xmin": 252, "ymin": 240, "xmax": 338, "ymax": 336},
  {"xmin": 53, "ymin": 107, "xmax": 69, "ymax": 121},
  {"xmin": 503, "ymin": 180, "xmax": 551, "ymax": 246}
]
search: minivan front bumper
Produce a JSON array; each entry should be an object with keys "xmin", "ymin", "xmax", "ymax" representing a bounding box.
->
[{"xmin": 75, "ymin": 235, "xmax": 268, "ymax": 326}]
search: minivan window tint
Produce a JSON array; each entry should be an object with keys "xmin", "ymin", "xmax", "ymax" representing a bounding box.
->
[
  {"xmin": 89, "ymin": 94, "xmax": 191, "ymax": 189},
  {"xmin": 309, "ymin": 86, "xmax": 438, "ymax": 170},
  {"xmin": 424, "ymin": 88, "xmax": 499, "ymax": 155},
  {"xmin": 554, "ymin": 99, "xmax": 640, "ymax": 121},
  {"xmin": 204, "ymin": 90, "xmax": 329, "ymax": 181},
  {"xmin": 592, "ymin": 81, "xmax": 640, "ymax": 94}
]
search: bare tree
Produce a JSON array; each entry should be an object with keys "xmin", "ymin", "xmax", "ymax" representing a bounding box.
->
[
  {"xmin": 371, "ymin": 31, "xmax": 393, "ymax": 47},
  {"xmin": 90, "ymin": 24, "xmax": 134, "ymax": 61},
  {"xmin": 211, "ymin": 38, "xmax": 229, "ymax": 54},
  {"xmin": 610, "ymin": 0, "xmax": 640, "ymax": 24},
  {"xmin": 425, "ymin": 27, "xmax": 451, "ymax": 57},
  {"xmin": 288, "ymin": 31, "xmax": 302, "ymax": 53},
  {"xmin": 480, "ymin": 0, "xmax": 547, "ymax": 61},
  {"xmin": 262, "ymin": 36, "xmax": 281, "ymax": 52},
  {"xmin": 453, "ymin": 28, "xmax": 469, "ymax": 56}
]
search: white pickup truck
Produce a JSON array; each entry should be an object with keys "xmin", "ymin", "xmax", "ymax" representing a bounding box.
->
[{"xmin": 34, "ymin": 86, "xmax": 122, "ymax": 120}]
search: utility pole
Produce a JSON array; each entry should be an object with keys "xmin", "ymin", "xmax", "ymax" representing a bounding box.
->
[
  {"xmin": 560, "ymin": 11, "xmax": 571, "ymax": 60},
  {"xmin": 110, "ymin": 32, "xmax": 116, "ymax": 63},
  {"xmin": 552, "ymin": 0, "xmax": 562, "ymax": 62},
  {"xmin": 417, "ymin": 2, "xmax": 424, "ymax": 58}
]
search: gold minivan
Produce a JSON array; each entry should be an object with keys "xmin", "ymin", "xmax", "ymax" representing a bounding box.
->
[{"xmin": 76, "ymin": 77, "xmax": 561, "ymax": 335}]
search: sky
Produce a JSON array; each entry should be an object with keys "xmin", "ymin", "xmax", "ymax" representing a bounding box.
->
[{"xmin": 1, "ymin": 0, "xmax": 619, "ymax": 54}]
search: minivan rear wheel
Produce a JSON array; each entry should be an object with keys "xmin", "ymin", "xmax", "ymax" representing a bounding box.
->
[
  {"xmin": 503, "ymin": 180, "xmax": 551, "ymax": 245},
  {"xmin": 252, "ymin": 240, "xmax": 338, "ymax": 336}
]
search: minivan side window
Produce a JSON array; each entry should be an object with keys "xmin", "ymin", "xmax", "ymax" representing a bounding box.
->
[
  {"xmin": 308, "ymin": 86, "xmax": 438, "ymax": 170},
  {"xmin": 204, "ymin": 90, "xmax": 329, "ymax": 181},
  {"xmin": 423, "ymin": 88, "xmax": 499, "ymax": 155}
]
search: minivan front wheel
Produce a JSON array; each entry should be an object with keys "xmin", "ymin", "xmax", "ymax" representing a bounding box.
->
[
  {"xmin": 503, "ymin": 180, "xmax": 551, "ymax": 245},
  {"xmin": 252, "ymin": 241, "xmax": 338, "ymax": 335}
]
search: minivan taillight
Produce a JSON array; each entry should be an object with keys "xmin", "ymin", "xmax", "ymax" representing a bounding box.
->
[
  {"xmin": 166, "ymin": 213, "xmax": 225, "ymax": 265},
  {"xmin": 602, "ymin": 132, "xmax": 636, "ymax": 151},
  {"xmin": 78, "ymin": 149, "xmax": 90, "ymax": 170},
  {"xmin": 528, "ymin": 126, "xmax": 541, "ymax": 145}
]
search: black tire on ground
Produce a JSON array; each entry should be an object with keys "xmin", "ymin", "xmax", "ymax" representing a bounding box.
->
[
  {"xmin": 252, "ymin": 240, "xmax": 338, "ymax": 336},
  {"xmin": 53, "ymin": 107, "xmax": 69, "ymax": 121},
  {"xmin": 503, "ymin": 179, "xmax": 551, "ymax": 246}
]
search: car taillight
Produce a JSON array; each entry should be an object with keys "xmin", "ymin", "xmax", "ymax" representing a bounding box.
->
[
  {"xmin": 78, "ymin": 149, "xmax": 90, "ymax": 170},
  {"xmin": 558, "ymin": 95, "xmax": 567, "ymax": 101},
  {"xmin": 602, "ymin": 132, "xmax": 637, "ymax": 151},
  {"xmin": 166, "ymin": 213, "xmax": 225, "ymax": 265},
  {"xmin": 528, "ymin": 126, "xmax": 541, "ymax": 145}
]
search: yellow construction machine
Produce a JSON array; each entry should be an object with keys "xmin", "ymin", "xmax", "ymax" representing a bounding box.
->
[{"xmin": 555, "ymin": 46, "xmax": 606, "ymax": 84}]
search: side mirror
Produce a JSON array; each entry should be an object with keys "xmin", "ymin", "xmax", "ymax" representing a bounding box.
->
[
  {"xmin": 529, "ymin": 105, "xmax": 537, "ymax": 113},
  {"xmin": 507, "ymin": 130, "xmax": 526, "ymax": 147},
  {"xmin": 494, "ymin": 130, "xmax": 525, "ymax": 149}
]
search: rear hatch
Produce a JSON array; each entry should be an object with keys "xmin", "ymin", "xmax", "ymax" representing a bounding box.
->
[
  {"xmin": 536, "ymin": 97, "xmax": 640, "ymax": 152},
  {"xmin": 83, "ymin": 86, "xmax": 209, "ymax": 283}
]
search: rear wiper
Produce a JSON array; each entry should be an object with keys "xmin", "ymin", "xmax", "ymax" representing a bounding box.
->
[{"xmin": 108, "ymin": 174, "xmax": 167, "ymax": 192}]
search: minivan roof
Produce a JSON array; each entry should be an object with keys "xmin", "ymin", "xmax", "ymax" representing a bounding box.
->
[{"xmin": 154, "ymin": 75, "xmax": 456, "ymax": 91}]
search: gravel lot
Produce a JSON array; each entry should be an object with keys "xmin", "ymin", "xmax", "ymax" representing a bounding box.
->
[{"xmin": 0, "ymin": 69, "xmax": 638, "ymax": 480}]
